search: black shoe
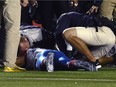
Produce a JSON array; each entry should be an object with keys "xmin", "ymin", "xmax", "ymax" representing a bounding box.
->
[{"xmin": 91, "ymin": 59, "xmax": 102, "ymax": 70}]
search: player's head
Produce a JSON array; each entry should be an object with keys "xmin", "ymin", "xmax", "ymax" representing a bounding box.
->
[{"xmin": 18, "ymin": 36, "xmax": 30, "ymax": 56}]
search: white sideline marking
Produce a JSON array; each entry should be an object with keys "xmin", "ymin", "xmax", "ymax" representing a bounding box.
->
[{"xmin": 2, "ymin": 78, "xmax": 116, "ymax": 82}]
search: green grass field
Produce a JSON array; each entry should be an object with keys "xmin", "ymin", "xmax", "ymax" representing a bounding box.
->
[{"xmin": 0, "ymin": 67, "xmax": 116, "ymax": 87}]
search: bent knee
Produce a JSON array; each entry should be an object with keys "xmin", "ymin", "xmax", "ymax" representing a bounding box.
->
[{"xmin": 63, "ymin": 27, "xmax": 77, "ymax": 40}]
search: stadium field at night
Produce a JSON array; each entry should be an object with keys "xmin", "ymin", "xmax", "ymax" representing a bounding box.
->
[{"xmin": 0, "ymin": 67, "xmax": 116, "ymax": 87}]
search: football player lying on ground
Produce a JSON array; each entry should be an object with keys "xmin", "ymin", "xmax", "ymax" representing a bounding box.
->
[
  {"xmin": 16, "ymin": 25, "xmax": 98, "ymax": 71},
  {"xmin": 56, "ymin": 11, "xmax": 116, "ymax": 70},
  {"xmin": 16, "ymin": 47, "xmax": 97, "ymax": 72}
]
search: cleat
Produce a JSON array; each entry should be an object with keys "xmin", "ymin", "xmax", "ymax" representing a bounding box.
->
[
  {"xmin": 91, "ymin": 59, "xmax": 102, "ymax": 70},
  {"xmin": 73, "ymin": 60, "xmax": 97, "ymax": 71},
  {"xmin": 3, "ymin": 66, "xmax": 26, "ymax": 72},
  {"xmin": 46, "ymin": 52, "xmax": 54, "ymax": 72}
]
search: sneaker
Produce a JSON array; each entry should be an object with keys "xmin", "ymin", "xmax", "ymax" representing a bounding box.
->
[
  {"xmin": 3, "ymin": 66, "xmax": 26, "ymax": 72},
  {"xmin": 46, "ymin": 52, "xmax": 54, "ymax": 72},
  {"xmin": 91, "ymin": 59, "xmax": 102, "ymax": 70}
]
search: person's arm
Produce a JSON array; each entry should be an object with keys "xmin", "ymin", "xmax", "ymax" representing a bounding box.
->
[{"xmin": 86, "ymin": 0, "xmax": 102, "ymax": 14}]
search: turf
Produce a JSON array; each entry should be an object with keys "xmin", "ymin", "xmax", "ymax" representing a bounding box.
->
[{"xmin": 0, "ymin": 67, "xmax": 116, "ymax": 87}]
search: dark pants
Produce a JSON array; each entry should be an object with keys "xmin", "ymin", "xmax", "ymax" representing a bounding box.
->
[
  {"xmin": 36, "ymin": 1, "xmax": 70, "ymax": 33},
  {"xmin": 21, "ymin": 6, "xmax": 32, "ymax": 25},
  {"xmin": 0, "ymin": 2, "xmax": 4, "ymax": 61},
  {"xmin": 0, "ymin": 1, "xmax": 3, "ymax": 26}
]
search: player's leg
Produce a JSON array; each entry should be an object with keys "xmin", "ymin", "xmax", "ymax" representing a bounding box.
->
[
  {"xmin": 53, "ymin": 50, "xmax": 97, "ymax": 71},
  {"xmin": 63, "ymin": 26, "xmax": 115, "ymax": 70},
  {"xmin": 63, "ymin": 27, "xmax": 97, "ymax": 62}
]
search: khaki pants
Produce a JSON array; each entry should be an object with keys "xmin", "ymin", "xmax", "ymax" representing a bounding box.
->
[
  {"xmin": 75, "ymin": 26, "xmax": 115, "ymax": 59},
  {"xmin": 100, "ymin": 0, "xmax": 116, "ymax": 22},
  {"xmin": 2, "ymin": 0, "xmax": 21, "ymax": 67}
]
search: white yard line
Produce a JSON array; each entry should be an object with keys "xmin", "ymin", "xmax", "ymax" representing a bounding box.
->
[{"xmin": 2, "ymin": 77, "xmax": 116, "ymax": 82}]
